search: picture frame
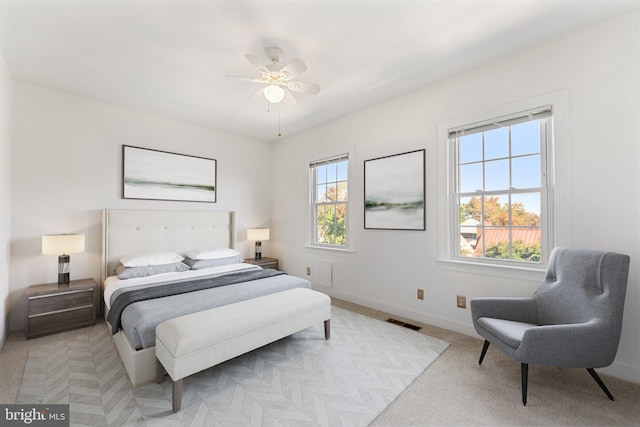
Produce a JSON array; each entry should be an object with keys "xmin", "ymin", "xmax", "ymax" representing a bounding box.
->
[
  {"xmin": 364, "ymin": 149, "xmax": 425, "ymax": 230},
  {"xmin": 122, "ymin": 145, "xmax": 217, "ymax": 203}
]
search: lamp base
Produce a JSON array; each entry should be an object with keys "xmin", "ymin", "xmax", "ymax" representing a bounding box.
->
[
  {"xmin": 58, "ymin": 254, "xmax": 70, "ymax": 285},
  {"xmin": 58, "ymin": 273, "xmax": 70, "ymax": 285},
  {"xmin": 254, "ymin": 241, "xmax": 262, "ymax": 259}
]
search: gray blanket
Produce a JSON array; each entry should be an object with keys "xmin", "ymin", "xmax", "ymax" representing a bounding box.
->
[
  {"xmin": 107, "ymin": 268, "xmax": 285, "ymax": 334},
  {"xmin": 112, "ymin": 272, "xmax": 312, "ymax": 349}
]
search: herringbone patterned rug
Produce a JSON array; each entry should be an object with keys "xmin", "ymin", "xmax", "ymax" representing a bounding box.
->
[{"xmin": 17, "ymin": 306, "xmax": 448, "ymax": 426}]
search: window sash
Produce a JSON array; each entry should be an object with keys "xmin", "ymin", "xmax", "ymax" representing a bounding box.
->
[
  {"xmin": 310, "ymin": 156, "xmax": 349, "ymax": 247},
  {"xmin": 451, "ymin": 110, "xmax": 550, "ymax": 264}
]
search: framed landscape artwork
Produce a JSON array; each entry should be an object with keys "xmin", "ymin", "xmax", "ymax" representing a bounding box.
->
[
  {"xmin": 364, "ymin": 149, "xmax": 425, "ymax": 230},
  {"xmin": 122, "ymin": 145, "xmax": 217, "ymax": 203}
]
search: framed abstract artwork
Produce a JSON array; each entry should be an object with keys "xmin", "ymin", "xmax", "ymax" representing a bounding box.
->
[
  {"xmin": 364, "ymin": 149, "xmax": 425, "ymax": 230},
  {"xmin": 122, "ymin": 145, "xmax": 217, "ymax": 203}
]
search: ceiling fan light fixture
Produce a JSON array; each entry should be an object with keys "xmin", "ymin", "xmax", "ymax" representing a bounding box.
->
[{"xmin": 264, "ymin": 84, "xmax": 285, "ymax": 103}]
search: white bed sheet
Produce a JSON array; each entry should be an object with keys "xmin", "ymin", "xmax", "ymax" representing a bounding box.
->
[{"xmin": 103, "ymin": 262, "xmax": 261, "ymax": 310}]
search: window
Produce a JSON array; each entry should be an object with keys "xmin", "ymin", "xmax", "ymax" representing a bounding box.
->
[
  {"xmin": 449, "ymin": 107, "xmax": 552, "ymax": 265},
  {"xmin": 310, "ymin": 155, "xmax": 349, "ymax": 247}
]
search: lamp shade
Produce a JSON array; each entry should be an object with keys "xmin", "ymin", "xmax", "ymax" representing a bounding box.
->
[
  {"xmin": 247, "ymin": 228, "xmax": 270, "ymax": 241},
  {"xmin": 263, "ymin": 85, "xmax": 285, "ymax": 104},
  {"xmin": 42, "ymin": 234, "xmax": 85, "ymax": 255}
]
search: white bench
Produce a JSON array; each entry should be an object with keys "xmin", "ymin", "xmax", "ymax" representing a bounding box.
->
[{"xmin": 155, "ymin": 288, "xmax": 331, "ymax": 412}]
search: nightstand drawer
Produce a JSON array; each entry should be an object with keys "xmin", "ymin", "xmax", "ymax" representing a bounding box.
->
[
  {"xmin": 258, "ymin": 260, "xmax": 278, "ymax": 269},
  {"xmin": 28, "ymin": 306, "xmax": 95, "ymax": 338},
  {"xmin": 25, "ymin": 278, "xmax": 98, "ymax": 339},
  {"xmin": 244, "ymin": 257, "xmax": 279, "ymax": 270},
  {"xmin": 28, "ymin": 288, "xmax": 94, "ymax": 315}
]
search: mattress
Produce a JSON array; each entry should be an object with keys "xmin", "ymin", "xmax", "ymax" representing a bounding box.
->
[{"xmin": 104, "ymin": 264, "xmax": 311, "ymax": 349}]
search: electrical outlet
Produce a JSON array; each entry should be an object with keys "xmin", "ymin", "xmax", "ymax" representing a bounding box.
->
[
  {"xmin": 417, "ymin": 289, "xmax": 424, "ymax": 300},
  {"xmin": 306, "ymin": 267, "xmax": 311, "ymax": 276},
  {"xmin": 456, "ymin": 295, "xmax": 467, "ymax": 309}
]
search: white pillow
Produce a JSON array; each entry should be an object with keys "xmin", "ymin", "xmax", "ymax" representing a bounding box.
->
[
  {"xmin": 185, "ymin": 248, "xmax": 240, "ymax": 260},
  {"xmin": 120, "ymin": 251, "xmax": 184, "ymax": 267},
  {"xmin": 115, "ymin": 261, "xmax": 190, "ymax": 279}
]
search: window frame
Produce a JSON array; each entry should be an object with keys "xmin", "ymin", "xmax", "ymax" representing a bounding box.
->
[
  {"xmin": 308, "ymin": 153, "xmax": 351, "ymax": 250},
  {"xmin": 451, "ymin": 108, "xmax": 551, "ymax": 266},
  {"xmin": 437, "ymin": 92, "xmax": 569, "ymax": 279}
]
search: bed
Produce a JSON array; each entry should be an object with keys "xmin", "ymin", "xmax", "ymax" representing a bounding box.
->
[{"xmin": 101, "ymin": 209, "xmax": 312, "ymax": 386}]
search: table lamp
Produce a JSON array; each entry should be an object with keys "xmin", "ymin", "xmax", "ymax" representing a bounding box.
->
[
  {"xmin": 42, "ymin": 234, "xmax": 85, "ymax": 285},
  {"xmin": 247, "ymin": 228, "xmax": 269, "ymax": 259}
]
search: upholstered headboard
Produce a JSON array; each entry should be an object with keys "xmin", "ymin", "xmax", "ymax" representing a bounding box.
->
[{"xmin": 101, "ymin": 209, "xmax": 236, "ymax": 285}]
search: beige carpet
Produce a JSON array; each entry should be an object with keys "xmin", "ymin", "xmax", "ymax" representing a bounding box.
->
[
  {"xmin": 335, "ymin": 300, "xmax": 640, "ymax": 427},
  {"xmin": 3, "ymin": 299, "xmax": 640, "ymax": 426}
]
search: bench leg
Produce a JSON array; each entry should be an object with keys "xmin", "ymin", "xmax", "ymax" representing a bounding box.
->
[
  {"xmin": 324, "ymin": 319, "xmax": 330, "ymax": 340},
  {"xmin": 172, "ymin": 378, "xmax": 183, "ymax": 412},
  {"xmin": 156, "ymin": 358, "xmax": 165, "ymax": 383}
]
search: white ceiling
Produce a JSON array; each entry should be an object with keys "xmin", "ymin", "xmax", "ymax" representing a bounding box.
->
[{"xmin": 0, "ymin": 0, "xmax": 638, "ymax": 142}]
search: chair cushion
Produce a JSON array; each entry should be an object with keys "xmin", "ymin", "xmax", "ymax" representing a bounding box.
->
[{"xmin": 477, "ymin": 317, "xmax": 539, "ymax": 349}]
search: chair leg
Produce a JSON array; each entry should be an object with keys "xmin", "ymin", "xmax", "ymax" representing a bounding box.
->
[
  {"xmin": 521, "ymin": 363, "xmax": 528, "ymax": 406},
  {"xmin": 587, "ymin": 368, "xmax": 615, "ymax": 401},
  {"xmin": 479, "ymin": 340, "xmax": 490, "ymax": 365}
]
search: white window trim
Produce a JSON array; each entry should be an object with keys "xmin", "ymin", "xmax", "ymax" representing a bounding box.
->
[
  {"xmin": 305, "ymin": 148, "xmax": 355, "ymax": 253},
  {"xmin": 452, "ymin": 107, "xmax": 551, "ymax": 265},
  {"xmin": 437, "ymin": 91, "xmax": 570, "ymax": 280}
]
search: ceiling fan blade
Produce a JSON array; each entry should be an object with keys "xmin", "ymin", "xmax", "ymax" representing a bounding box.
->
[
  {"xmin": 280, "ymin": 58, "xmax": 307, "ymax": 79},
  {"xmin": 281, "ymin": 88, "xmax": 297, "ymax": 106},
  {"xmin": 287, "ymin": 80, "xmax": 320, "ymax": 94},
  {"xmin": 226, "ymin": 75, "xmax": 264, "ymax": 83},
  {"xmin": 244, "ymin": 54, "xmax": 266, "ymax": 71}
]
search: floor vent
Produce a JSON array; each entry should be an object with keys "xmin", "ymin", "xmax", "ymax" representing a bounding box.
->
[{"xmin": 386, "ymin": 318, "xmax": 421, "ymax": 331}]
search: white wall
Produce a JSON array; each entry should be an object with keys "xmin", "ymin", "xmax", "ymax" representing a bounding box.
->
[
  {"xmin": 0, "ymin": 50, "xmax": 11, "ymax": 348},
  {"xmin": 272, "ymin": 11, "xmax": 640, "ymax": 382},
  {"xmin": 9, "ymin": 82, "xmax": 272, "ymax": 331}
]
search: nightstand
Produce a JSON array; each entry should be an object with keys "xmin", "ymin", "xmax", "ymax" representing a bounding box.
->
[
  {"xmin": 244, "ymin": 257, "xmax": 279, "ymax": 270},
  {"xmin": 24, "ymin": 278, "xmax": 99, "ymax": 339}
]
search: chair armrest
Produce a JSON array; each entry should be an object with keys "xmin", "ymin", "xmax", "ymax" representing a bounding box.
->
[
  {"xmin": 470, "ymin": 297, "xmax": 538, "ymax": 324},
  {"xmin": 517, "ymin": 320, "xmax": 615, "ymax": 367}
]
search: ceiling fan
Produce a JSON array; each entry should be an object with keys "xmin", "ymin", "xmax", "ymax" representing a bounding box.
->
[{"xmin": 227, "ymin": 46, "xmax": 320, "ymax": 105}]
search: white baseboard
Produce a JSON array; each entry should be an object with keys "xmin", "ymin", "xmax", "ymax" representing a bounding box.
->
[
  {"xmin": 599, "ymin": 360, "xmax": 640, "ymax": 384},
  {"xmin": 317, "ymin": 287, "xmax": 477, "ymax": 338}
]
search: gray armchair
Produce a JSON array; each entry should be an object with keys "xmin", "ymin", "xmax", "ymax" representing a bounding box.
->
[{"xmin": 471, "ymin": 247, "xmax": 630, "ymax": 405}]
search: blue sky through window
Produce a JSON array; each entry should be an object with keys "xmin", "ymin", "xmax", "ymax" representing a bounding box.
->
[{"xmin": 458, "ymin": 119, "xmax": 542, "ymax": 215}]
